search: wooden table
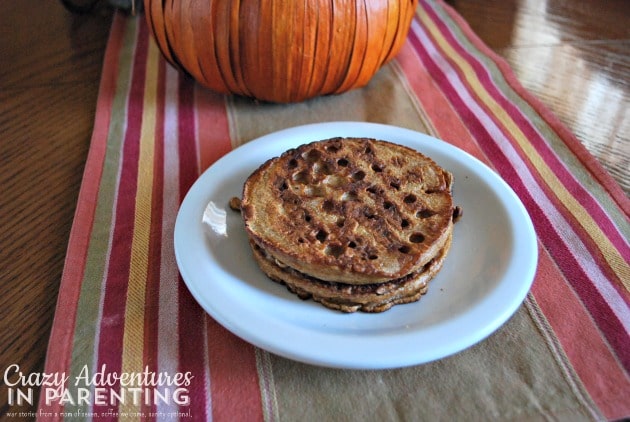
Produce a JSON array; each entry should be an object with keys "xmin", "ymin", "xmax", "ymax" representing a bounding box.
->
[
  {"xmin": 448, "ymin": 0, "xmax": 630, "ymax": 192},
  {"xmin": 1, "ymin": 0, "xmax": 628, "ymax": 417}
]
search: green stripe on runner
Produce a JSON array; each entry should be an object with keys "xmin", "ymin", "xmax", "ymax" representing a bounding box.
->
[{"xmin": 65, "ymin": 15, "xmax": 139, "ymax": 419}]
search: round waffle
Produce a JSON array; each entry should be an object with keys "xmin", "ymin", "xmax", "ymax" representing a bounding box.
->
[{"xmin": 241, "ymin": 137, "xmax": 455, "ymax": 285}]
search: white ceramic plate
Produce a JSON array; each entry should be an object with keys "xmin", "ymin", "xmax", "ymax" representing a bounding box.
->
[{"xmin": 174, "ymin": 122, "xmax": 537, "ymax": 369}]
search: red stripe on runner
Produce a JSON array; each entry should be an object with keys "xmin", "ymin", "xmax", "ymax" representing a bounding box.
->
[
  {"xmin": 195, "ymin": 87, "xmax": 233, "ymax": 172},
  {"xmin": 206, "ymin": 318, "xmax": 264, "ymax": 421},
  {"xmin": 176, "ymin": 73, "xmax": 209, "ymax": 421},
  {"xmin": 532, "ymin": 249, "xmax": 630, "ymax": 419}
]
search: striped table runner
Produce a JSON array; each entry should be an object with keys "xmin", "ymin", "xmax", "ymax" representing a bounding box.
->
[{"xmin": 40, "ymin": 0, "xmax": 629, "ymax": 420}]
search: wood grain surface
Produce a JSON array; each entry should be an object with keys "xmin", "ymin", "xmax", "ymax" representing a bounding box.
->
[
  {"xmin": 447, "ymin": 0, "xmax": 630, "ymax": 193},
  {"xmin": 0, "ymin": 0, "xmax": 628, "ymax": 418},
  {"xmin": 0, "ymin": 2, "xmax": 114, "ymax": 417}
]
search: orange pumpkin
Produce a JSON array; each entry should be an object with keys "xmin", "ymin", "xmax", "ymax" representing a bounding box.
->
[{"xmin": 144, "ymin": 0, "xmax": 418, "ymax": 103}]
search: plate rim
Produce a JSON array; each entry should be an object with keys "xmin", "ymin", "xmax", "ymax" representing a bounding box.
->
[{"xmin": 174, "ymin": 121, "xmax": 538, "ymax": 369}]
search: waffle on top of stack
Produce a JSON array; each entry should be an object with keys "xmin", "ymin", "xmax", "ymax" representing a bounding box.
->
[{"xmin": 240, "ymin": 137, "xmax": 457, "ymax": 313}]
